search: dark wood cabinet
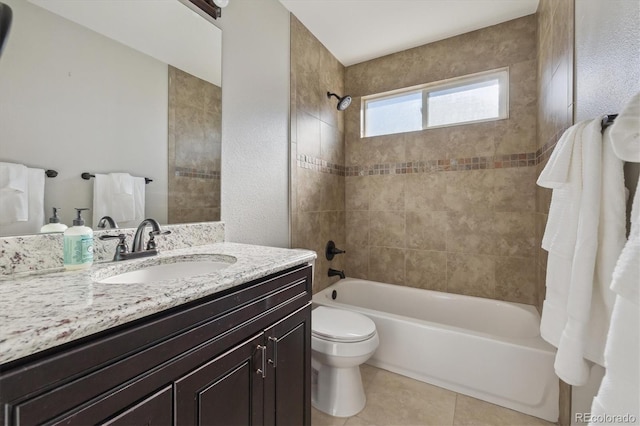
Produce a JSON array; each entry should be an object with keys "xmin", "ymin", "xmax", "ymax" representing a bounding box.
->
[{"xmin": 0, "ymin": 264, "xmax": 312, "ymax": 426}]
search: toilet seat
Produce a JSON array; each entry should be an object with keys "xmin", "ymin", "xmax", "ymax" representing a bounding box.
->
[{"xmin": 312, "ymin": 306, "xmax": 376, "ymax": 343}]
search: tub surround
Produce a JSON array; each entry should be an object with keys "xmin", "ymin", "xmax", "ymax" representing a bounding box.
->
[{"xmin": 0, "ymin": 236, "xmax": 316, "ymax": 364}]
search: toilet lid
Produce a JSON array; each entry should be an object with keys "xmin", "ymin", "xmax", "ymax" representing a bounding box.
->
[{"xmin": 312, "ymin": 306, "xmax": 376, "ymax": 342}]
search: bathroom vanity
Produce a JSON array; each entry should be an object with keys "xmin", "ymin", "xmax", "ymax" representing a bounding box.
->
[{"xmin": 0, "ymin": 237, "xmax": 315, "ymax": 425}]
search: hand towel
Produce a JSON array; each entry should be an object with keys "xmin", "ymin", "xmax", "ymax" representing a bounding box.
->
[
  {"xmin": 539, "ymin": 121, "xmax": 588, "ymax": 354},
  {"xmin": 92, "ymin": 174, "xmax": 145, "ymax": 229},
  {"xmin": 92, "ymin": 173, "xmax": 111, "ymax": 228},
  {"xmin": 609, "ymin": 92, "xmax": 640, "ymax": 163},
  {"xmin": 538, "ymin": 121, "xmax": 587, "ymax": 258},
  {"xmin": 0, "ymin": 168, "xmax": 45, "ymax": 235},
  {"xmin": 108, "ymin": 173, "xmax": 135, "ymax": 222},
  {"xmin": 0, "ymin": 162, "xmax": 29, "ymax": 224}
]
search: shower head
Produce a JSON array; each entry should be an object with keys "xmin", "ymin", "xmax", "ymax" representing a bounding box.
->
[{"xmin": 327, "ymin": 92, "xmax": 352, "ymax": 111}]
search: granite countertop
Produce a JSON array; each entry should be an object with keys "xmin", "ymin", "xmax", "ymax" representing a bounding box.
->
[{"xmin": 0, "ymin": 242, "xmax": 316, "ymax": 365}]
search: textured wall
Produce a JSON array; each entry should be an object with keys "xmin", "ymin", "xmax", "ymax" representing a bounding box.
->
[
  {"xmin": 290, "ymin": 15, "xmax": 346, "ymax": 292},
  {"xmin": 217, "ymin": 0, "xmax": 291, "ymax": 247},
  {"xmin": 572, "ymin": 1, "xmax": 640, "ymax": 424},
  {"xmin": 168, "ymin": 66, "xmax": 221, "ymax": 224},
  {"xmin": 535, "ymin": 1, "xmax": 574, "ymax": 424},
  {"xmin": 343, "ymin": 16, "xmax": 539, "ymax": 304}
]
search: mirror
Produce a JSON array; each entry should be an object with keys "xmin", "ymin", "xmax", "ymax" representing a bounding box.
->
[{"xmin": 0, "ymin": 0, "xmax": 222, "ymax": 236}]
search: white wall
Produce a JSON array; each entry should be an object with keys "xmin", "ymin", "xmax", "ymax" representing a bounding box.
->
[
  {"xmin": 0, "ymin": 0, "xmax": 168, "ymax": 229},
  {"xmin": 217, "ymin": 0, "xmax": 291, "ymax": 247},
  {"xmin": 573, "ymin": 1, "xmax": 640, "ymax": 424}
]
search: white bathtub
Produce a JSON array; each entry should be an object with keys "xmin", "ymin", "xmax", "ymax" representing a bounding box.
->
[{"xmin": 313, "ymin": 278, "xmax": 559, "ymax": 422}]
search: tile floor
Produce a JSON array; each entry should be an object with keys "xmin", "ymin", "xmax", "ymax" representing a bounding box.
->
[{"xmin": 312, "ymin": 365, "xmax": 556, "ymax": 426}]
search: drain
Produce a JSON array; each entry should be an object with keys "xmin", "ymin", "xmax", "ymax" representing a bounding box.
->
[{"xmin": 331, "ymin": 290, "xmax": 337, "ymax": 300}]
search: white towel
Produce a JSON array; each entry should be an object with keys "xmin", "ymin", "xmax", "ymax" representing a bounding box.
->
[
  {"xmin": 0, "ymin": 162, "xmax": 29, "ymax": 224},
  {"xmin": 109, "ymin": 173, "xmax": 135, "ymax": 222},
  {"xmin": 589, "ymin": 297, "xmax": 640, "ymax": 425},
  {"xmin": 589, "ymin": 92, "xmax": 640, "ymax": 425},
  {"xmin": 92, "ymin": 174, "xmax": 110, "ymax": 227},
  {"xmin": 0, "ymin": 168, "xmax": 45, "ymax": 235},
  {"xmin": 92, "ymin": 174, "xmax": 145, "ymax": 228},
  {"xmin": 609, "ymin": 92, "xmax": 640, "ymax": 163},
  {"xmin": 538, "ymin": 118, "xmax": 624, "ymax": 385}
]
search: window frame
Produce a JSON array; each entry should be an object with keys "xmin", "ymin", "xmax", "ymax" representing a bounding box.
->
[{"xmin": 361, "ymin": 67, "xmax": 510, "ymax": 138}]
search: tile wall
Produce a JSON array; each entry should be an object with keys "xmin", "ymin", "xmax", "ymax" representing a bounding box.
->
[
  {"xmin": 290, "ymin": 15, "xmax": 346, "ymax": 292},
  {"xmin": 343, "ymin": 16, "xmax": 539, "ymax": 304},
  {"xmin": 536, "ymin": 1, "xmax": 575, "ymax": 424},
  {"xmin": 168, "ymin": 66, "xmax": 222, "ymax": 223}
]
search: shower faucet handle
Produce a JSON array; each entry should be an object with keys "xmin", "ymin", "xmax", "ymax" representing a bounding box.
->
[{"xmin": 326, "ymin": 240, "xmax": 346, "ymax": 260}]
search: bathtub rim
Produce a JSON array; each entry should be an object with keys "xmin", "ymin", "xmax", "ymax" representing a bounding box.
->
[{"xmin": 313, "ymin": 279, "xmax": 555, "ymax": 353}]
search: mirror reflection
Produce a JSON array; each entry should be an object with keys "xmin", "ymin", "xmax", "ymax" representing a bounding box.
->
[{"xmin": 0, "ymin": 0, "xmax": 222, "ymax": 237}]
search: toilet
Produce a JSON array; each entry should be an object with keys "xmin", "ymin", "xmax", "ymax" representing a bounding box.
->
[{"xmin": 311, "ymin": 306, "xmax": 379, "ymax": 417}]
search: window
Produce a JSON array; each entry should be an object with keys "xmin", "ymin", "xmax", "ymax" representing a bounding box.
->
[{"xmin": 362, "ymin": 68, "xmax": 509, "ymax": 137}]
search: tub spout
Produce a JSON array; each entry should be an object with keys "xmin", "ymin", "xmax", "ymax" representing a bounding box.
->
[{"xmin": 328, "ymin": 268, "xmax": 345, "ymax": 279}]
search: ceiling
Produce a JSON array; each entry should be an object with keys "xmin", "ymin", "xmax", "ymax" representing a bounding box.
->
[{"xmin": 279, "ymin": 0, "xmax": 539, "ymax": 66}]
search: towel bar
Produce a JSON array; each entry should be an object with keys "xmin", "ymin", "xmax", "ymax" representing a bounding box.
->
[{"xmin": 81, "ymin": 172, "xmax": 152, "ymax": 184}]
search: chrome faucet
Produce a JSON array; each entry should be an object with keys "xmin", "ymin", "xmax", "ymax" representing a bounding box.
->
[
  {"xmin": 132, "ymin": 218, "xmax": 171, "ymax": 253},
  {"xmin": 97, "ymin": 215, "xmax": 118, "ymax": 229}
]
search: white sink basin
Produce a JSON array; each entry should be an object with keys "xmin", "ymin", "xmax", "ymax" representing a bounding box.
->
[{"xmin": 95, "ymin": 255, "xmax": 236, "ymax": 284}]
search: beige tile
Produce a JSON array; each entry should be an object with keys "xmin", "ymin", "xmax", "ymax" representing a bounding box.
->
[
  {"xmin": 360, "ymin": 364, "xmax": 378, "ymax": 391},
  {"xmin": 368, "ymin": 247, "xmax": 406, "ymax": 285},
  {"xmin": 405, "ymin": 129, "xmax": 451, "ymax": 161},
  {"xmin": 494, "ymin": 168, "xmax": 536, "ymax": 212},
  {"xmin": 370, "ymin": 211, "xmax": 405, "ymax": 248},
  {"xmin": 370, "ymin": 175, "xmax": 405, "ymax": 211},
  {"xmin": 406, "ymin": 210, "xmax": 447, "ymax": 251},
  {"xmin": 446, "ymin": 211, "xmax": 497, "ymax": 255},
  {"xmin": 453, "ymin": 394, "xmax": 553, "ymax": 426},
  {"xmin": 324, "ymin": 172, "xmax": 346, "ymax": 212},
  {"xmin": 444, "ymin": 170, "xmax": 495, "ymax": 212},
  {"xmin": 495, "ymin": 105, "xmax": 537, "ymax": 155},
  {"xmin": 346, "ymin": 211, "xmax": 369, "ymax": 247},
  {"xmin": 296, "ymin": 68, "xmax": 322, "ymax": 118},
  {"xmin": 297, "ymin": 167, "xmax": 324, "ymax": 213},
  {"xmin": 297, "ymin": 110, "xmax": 322, "ymax": 158},
  {"xmin": 343, "ymin": 416, "xmax": 378, "ymax": 426},
  {"xmin": 345, "ymin": 244, "xmax": 369, "ymax": 280},
  {"xmin": 345, "ymin": 176, "xmax": 370, "ymax": 211},
  {"xmin": 321, "ymin": 121, "xmax": 344, "ymax": 166},
  {"xmin": 358, "ymin": 369, "xmax": 456, "ymax": 426},
  {"xmin": 312, "ymin": 407, "xmax": 348, "ymax": 426},
  {"xmin": 405, "ymin": 250, "xmax": 447, "ymax": 291},
  {"xmin": 444, "ymin": 122, "xmax": 497, "ymax": 158},
  {"xmin": 447, "ymin": 253, "xmax": 495, "ymax": 298},
  {"xmin": 495, "ymin": 256, "xmax": 537, "ymax": 305},
  {"xmin": 363, "ymin": 134, "xmax": 406, "ymax": 164},
  {"xmin": 405, "ymin": 172, "xmax": 447, "ymax": 211},
  {"xmin": 494, "ymin": 212, "xmax": 536, "ymax": 257},
  {"xmin": 346, "ymin": 137, "xmax": 369, "ymax": 167}
]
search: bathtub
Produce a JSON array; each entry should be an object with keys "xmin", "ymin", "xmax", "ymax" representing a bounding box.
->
[{"xmin": 313, "ymin": 278, "xmax": 559, "ymax": 422}]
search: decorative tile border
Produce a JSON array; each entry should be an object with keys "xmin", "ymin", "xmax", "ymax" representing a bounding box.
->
[
  {"xmin": 297, "ymin": 139, "xmax": 560, "ymax": 177},
  {"xmin": 297, "ymin": 155, "xmax": 346, "ymax": 176},
  {"xmin": 175, "ymin": 167, "xmax": 220, "ymax": 180}
]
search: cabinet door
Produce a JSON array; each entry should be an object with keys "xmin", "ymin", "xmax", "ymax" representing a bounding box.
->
[
  {"xmin": 174, "ymin": 333, "xmax": 265, "ymax": 426},
  {"xmin": 264, "ymin": 304, "xmax": 311, "ymax": 426}
]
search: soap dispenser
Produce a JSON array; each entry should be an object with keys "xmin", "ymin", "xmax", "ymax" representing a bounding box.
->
[
  {"xmin": 40, "ymin": 207, "xmax": 68, "ymax": 233},
  {"xmin": 63, "ymin": 208, "xmax": 94, "ymax": 270}
]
